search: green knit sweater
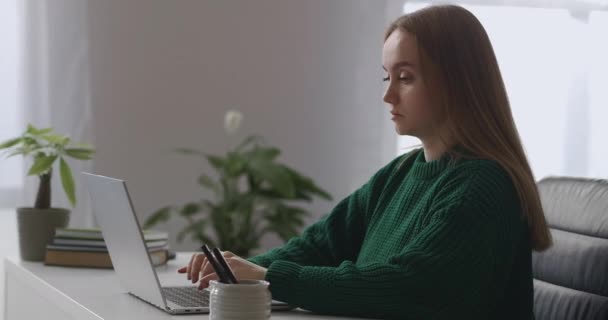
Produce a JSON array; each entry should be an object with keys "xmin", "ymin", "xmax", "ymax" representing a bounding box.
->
[{"xmin": 248, "ymin": 148, "xmax": 534, "ymax": 319}]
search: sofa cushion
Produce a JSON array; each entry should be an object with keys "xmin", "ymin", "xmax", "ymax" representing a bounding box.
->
[{"xmin": 533, "ymin": 177, "xmax": 608, "ymax": 320}]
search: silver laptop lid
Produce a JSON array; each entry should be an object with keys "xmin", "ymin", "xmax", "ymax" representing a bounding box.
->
[{"xmin": 82, "ymin": 172, "xmax": 167, "ymax": 310}]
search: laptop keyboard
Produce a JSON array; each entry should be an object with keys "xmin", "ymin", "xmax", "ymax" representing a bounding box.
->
[{"xmin": 162, "ymin": 286, "xmax": 209, "ymax": 307}]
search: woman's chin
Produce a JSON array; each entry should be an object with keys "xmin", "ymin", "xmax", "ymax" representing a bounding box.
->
[
  {"xmin": 394, "ymin": 125, "xmax": 409, "ymax": 135},
  {"xmin": 395, "ymin": 126, "xmax": 420, "ymax": 138}
]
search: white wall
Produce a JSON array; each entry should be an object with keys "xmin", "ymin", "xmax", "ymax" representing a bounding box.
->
[{"xmin": 86, "ymin": 0, "xmax": 394, "ymax": 252}]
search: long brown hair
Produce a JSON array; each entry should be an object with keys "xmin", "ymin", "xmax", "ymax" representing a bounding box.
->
[{"xmin": 385, "ymin": 5, "xmax": 552, "ymax": 251}]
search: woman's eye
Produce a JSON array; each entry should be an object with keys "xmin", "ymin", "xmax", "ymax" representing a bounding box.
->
[
  {"xmin": 399, "ymin": 73, "xmax": 411, "ymax": 80},
  {"xmin": 399, "ymin": 75, "xmax": 413, "ymax": 82},
  {"xmin": 383, "ymin": 74, "xmax": 412, "ymax": 82}
]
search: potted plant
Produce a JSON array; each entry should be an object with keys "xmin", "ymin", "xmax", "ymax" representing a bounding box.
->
[
  {"xmin": 144, "ymin": 110, "xmax": 332, "ymax": 257},
  {"xmin": 0, "ymin": 124, "xmax": 95, "ymax": 261}
]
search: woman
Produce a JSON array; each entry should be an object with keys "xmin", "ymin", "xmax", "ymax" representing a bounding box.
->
[{"xmin": 179, "ymin": 5, "xmax": 552, "ymax": 319}]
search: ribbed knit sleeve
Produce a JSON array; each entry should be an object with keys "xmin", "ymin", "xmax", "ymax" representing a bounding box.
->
[
  {"xmin": 247, "ymin": 154, "xmax": 410, "ymax": 268},
  {"xmin": 264, "ymin": 162, "xmax": 526, "ymax": 319}
]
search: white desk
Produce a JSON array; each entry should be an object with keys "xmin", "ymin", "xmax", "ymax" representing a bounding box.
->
[{"xmin": 3, "ymin": 253, "xmax": 356, "ymax": 320}]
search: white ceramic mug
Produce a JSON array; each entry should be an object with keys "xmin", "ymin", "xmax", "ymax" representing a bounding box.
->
[{"xmin": 209, "ymin": 279, "xmax": 272, "ymax": 320}]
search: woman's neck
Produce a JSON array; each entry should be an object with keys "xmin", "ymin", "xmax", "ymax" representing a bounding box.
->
[{"xmin": 420, "ymin": 138, "xmax": 451, "ymax": 162}]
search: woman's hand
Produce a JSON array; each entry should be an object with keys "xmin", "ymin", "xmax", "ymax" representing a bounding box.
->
[{"xmin": 178, "ymin": 251, "xmax": 267, "ymax": 289}]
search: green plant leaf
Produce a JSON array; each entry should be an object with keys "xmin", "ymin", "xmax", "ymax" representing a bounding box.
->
[
  {"xmin": 26, "ymin": 124, "xmax": 53, "ymax": 136},
  {"xmin": 257, "ymin": 146, "xmax": 281, "ymax": 158},
  {"xmin": 174, "ymin": 148, "xmax": 206, "ymax": 156},
  {"xmin": 23, "ymin": 137, "xmax": 38, "ymax": 146},
  {"xmin": 27, "ymin": 155, "xmax": 57, "ymax": 176},
  {"xmin": 31, "ymin": 127, "xmax": 53, "ymax": 135},
  {"xmin": 294, "ymin": 183, "xmax": 332, "ymax": 200},
  {"xmin": 248, "ymin": 147, "xmax": 280, "ymax": 163},
  {"xmin": 14, "ymin": 145, "xmax": 45, "ymax": 157},
  {"xmin": 179, "ymin": 202, "xmax": 201, "ymax": 217},
  {"xmin": 284, "ymin": 166, "xmax": 332, "ymax": 200},
  {"xmin": 249, "ymin": 162, "xmax": 295, "ymax": 198},
  {"xmin": 261, "ymin": 203, "xmax": 308, "ymax": 241},
  {"xmin": 257, "ymin": 188, "xmax": 311, "ymax": 201},
  {"xmin": 206, "ymin": 155, "xmax": 225, "ymax": 169},
  {"xmin": 225, "ymin": 152, "xmax": 246, "ymax": 176},
  {"xmin": 59, "ymin": 157, "xmax": 76, "ymax": 207},
  {"xmin": 71, "ymin": 143, "xmax": 94, "ymax": 149},
  {"xmin": 0, "ymin": 138, "xmax": 21, "ymax": 150},
  {"xmin": 5, "ymin": 147, "xmax": 27, "ymax": 158},
  {"xmin": 292, "ymin": 190, "xmax": 313, "ymax": 201},
  {"xmin": 235, "ymin": 135, "xmax": 262, "ymax": 151},
  {"xmin": 210, "ymin": 206, "xmax": 235, "ymax": 248},
  {"xmin": 198, "ymin": 174, "xmax": 219, "ymax": 194},
  {"xmin": 143, "ymin": 206, "xmax": 173, "ymax": 229},
  {"xmin": 41, "ymin": 134, "xmax": 69, "ymax": 145},
  {"xmin": 202, "ymin": 200, "xmax": 218, "ymax": 211},
  {"xmin": 65, "ymin": 148, "xmax": 95, "ymax": 160}
]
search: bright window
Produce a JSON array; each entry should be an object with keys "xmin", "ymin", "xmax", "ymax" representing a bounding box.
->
[
  {"xmin": 0, "ymin": 0, "xmax": 22, "ymax": 207},
  {"xmin": 398, "ymin": 2, "xmax": 608, "ymax": 180}
]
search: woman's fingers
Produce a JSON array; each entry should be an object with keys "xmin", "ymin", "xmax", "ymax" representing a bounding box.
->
[
  {"xmin": 189, "ymin": 254, "xmax": 206, "ymax": 283},
  {"xmin": 185, "ymin": 253, "xmax": 196, "ymax": 280},
  {"xmin": 183, "ymin": 251, "xmax": 262, "ymax": 286},
  {"xmin": 198, "ymin": 272, "xmax": 219, "ymax": 290},
  {"xmin": 193, "ymin": 253, "xmax": 228, "ymax": 284},
  {"xmin": 200, "ymin": 260, "xmax": 215, "ymax": 278}
]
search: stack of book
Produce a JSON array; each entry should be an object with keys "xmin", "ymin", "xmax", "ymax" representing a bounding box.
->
[{"xmin": 44, "ymin": 228, "xmax": 170, "ymax": 268}]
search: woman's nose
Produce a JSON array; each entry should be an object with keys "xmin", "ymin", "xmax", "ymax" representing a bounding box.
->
[{"xmin": 383, "ymin": 85, "xmax": 397, "ymax": 105}]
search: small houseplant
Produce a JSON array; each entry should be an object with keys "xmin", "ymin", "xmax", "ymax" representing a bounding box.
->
[
  {"xmin": 144, "ymin": 111, "xmax": 332, "ymax": 257},
  {"xmin": 0, "ymin": 124, "xmax": 95, "ymax": 261}
]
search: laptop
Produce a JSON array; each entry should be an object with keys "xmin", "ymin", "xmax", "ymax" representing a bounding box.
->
[{"xmin": 82, "ymin": 172, "xmax": 294, "ymax": 314}]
